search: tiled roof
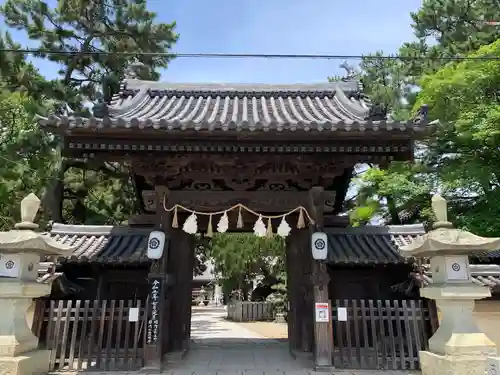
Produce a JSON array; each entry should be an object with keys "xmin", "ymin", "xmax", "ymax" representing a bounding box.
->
[
  {"xmin": 37, "ymin": 271, "xmax": 63, "ymax": 284},
  {"xmin": 327, "ymin": 224, "xmax": 425, "ymax": 265},
  {"xmin": 413, "ymin": 264, "xmax": 500, "ymax": 289},
  {"xmin": 471, "ymin": 249, "xmax": 500, "ymax": 261},
  {"xmin": 37, "ymin": 80, "xmax": 429, "ymax": 133},
  {"xmin": 47, "ymin": 223, "xmax": 154, "ymax": 264}
]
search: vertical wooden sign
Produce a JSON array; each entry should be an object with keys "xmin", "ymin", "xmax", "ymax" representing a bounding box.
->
[{"xmin": 147, "ymin": 277, "xmax": 162, "ymax": 345}]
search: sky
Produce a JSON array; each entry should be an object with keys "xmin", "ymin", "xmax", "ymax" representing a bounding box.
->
[{"xmin": 2, "ymin": 0, "xmax": 424, "ymax": 84}]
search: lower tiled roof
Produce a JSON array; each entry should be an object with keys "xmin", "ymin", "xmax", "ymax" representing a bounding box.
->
[
  {"xmin": 327, "ymin": 224, "xmax": 425, "ymax": 265},
  {"xmin": 471, "ymin": 249, "xmax": 500, "ymax": 261},
  {"xmin": 37, "ymin": 271, "xmax": 63, "ymax": 284},
  {"xmin": 48, "ymin": 223, "xmax": 154, "ymax": 264},
  {"xmin": 414, "ymin": 264, "xmax": 500, "ymax": 289}
]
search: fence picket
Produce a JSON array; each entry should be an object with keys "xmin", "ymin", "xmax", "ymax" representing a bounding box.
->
[
  {"xmin": 132, "ymin": 300, "xmax": 141, "ymax": 366},
  {"xmin": 409, "ymin": 300, "xmax": 422, "ymax": 369},
  {"xmin": 104, "ymin": 300, "xmax": 116, "ymax": 370},
  {"xmin": 393, "ymin": 300, "xmax": 405, "ymax": 369},
  {"xmin": 333, "ymin": 299, "xmax": 345, "ymax": 367},
  {"xmin": 359, "ymin": 300, "xmax": 369, "ymax": 368},
  {"xmin": 383, "ymin": 300, "xmax": 396, "ymax": 370},
  {"xmin": 86, "ymin": 301, "xmax": 99, "ymax": 370},
  {"xmin": 402, "ymin": 300, "xmax": 415, "ymax": 370},
  {"xmin": 351, "ymin": 300, "xmax": 362, "ymax": 367},
  {"xmin": 123, "ymin": 300, "xmax": 133, "ymax": 367},
  {"xmin": 115, "ymin": 300, "xmax": 125, "ymax": 368},
  {"xmin": 49, "ymin": 300, "xmax": 63, "ymax": 369},
  {"xmin": 67, "ymin": 300, "xmax": 80, "ymax": 370},
  {"xmin": 76, "ymin": 300, "xmax": 90, "ymax": 370},
  {"xmin": 95, "ymin": 300, "xmax": 107, "ymax": 369},
  {"xmin": 367, "ymin": 300, "xmax": 380, "ymax": 369}
]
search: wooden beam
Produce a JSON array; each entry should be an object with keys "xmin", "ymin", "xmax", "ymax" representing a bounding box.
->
[
  {"xmin": 169, "ymin": 190, "xmax": 307, "ymax": 213},
  {"xmin": 308, "ymin": 187, "xmax": 334, "ymax": 372},
  {"xmin": 126, "ymin": 211, "xmax": 349, "ymax": 230},
  {"xmin": 142, "ymin": 190, "xmax": 337, "ymax": 214},
  {"xmin": 127, "ymin": 214, "xmax": 156, "ymax": 226},
  {"xmin": 142, "ymin": 186, "xmax": 169, "ymax": 371}
]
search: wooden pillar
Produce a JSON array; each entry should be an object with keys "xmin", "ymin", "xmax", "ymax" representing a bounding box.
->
[
  {"xmin": 287, "ymin": 225, "xmax": 314, "ymax": 355},
  {"xmin": 166, "ymin": 213, "xmax": 195, "ymax": 354},
  {"xmin": 308, "ymin": 187, "xmax": 334, "ymax": 371},
  {"xmin": 142, "ymin": 185, "xmax": 170, "ymax": 371}
]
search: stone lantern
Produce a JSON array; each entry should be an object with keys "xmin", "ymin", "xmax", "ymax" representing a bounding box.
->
[
  {"xmin": 400, "ymin": 194, "xmax": 500, "ymax": 375},
  {"xmin": 0, "ymin": 193, "xmax": 74, "ymax": 375}
]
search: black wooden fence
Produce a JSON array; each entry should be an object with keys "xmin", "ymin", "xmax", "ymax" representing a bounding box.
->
[
  {"xmin": 35, "ymin": 299, "xmax": 148, "ymax": 372},
  {"xmin": 331, "ymin": 299, "xmax": 435, "ymax": 371}
]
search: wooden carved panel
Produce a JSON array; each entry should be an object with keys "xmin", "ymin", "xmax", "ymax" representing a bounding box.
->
[{"xmin": 132, "ymin": 154, "xmax": 351, "ymax": 192}]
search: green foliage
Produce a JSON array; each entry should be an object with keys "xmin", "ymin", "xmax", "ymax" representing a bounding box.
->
[
  {"xmin": 1, "ymin": 0, "xmax": 179, "ymax": 112},
  {"xmin": 0, "ymin": 32, "xmax": 49, "ymax": 103},
  {"xmin": 353, "ymin": 40, "xmax": 500, "ymax": 236},
  {"xmin": 349, "ymin": 0, "xmax": 500, "ymax": 235},
  {"xmin": 0, "ymin": 90, "xmax": 57, "ymax": 230},
  {"xmin": 207, "ymin": 233, "xmax": 285, "ymax": 280},
  {"xmin": 351, "ymin": 163, "xmax": 435, "ymax": 227},
  {"xmin": 410, "ymin": 0, "xmax": 500, "ymax": 57},
  {"xmin": 0, "ymin": 0, "xmax": 179, "ymax": 225},
  {"xmin": 268, "ymin": 270, "xmax": 288, "ymax": 314},
  {"xmin": 414, "ymin": 40, "xmax": 500, "ymax": 236}
]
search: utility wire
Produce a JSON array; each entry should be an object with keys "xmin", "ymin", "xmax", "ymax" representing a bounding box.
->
[{"xmin": 1, "ymin": 48, "xmax": 500, "ymax": 61}]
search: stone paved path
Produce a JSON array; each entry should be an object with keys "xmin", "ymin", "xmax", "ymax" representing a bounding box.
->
[
  {"xmin": 54, "ymin": 306, "xmax": 420, "ymax": 375},
  {"xmin": 163, "ymin": 307, "xmax": 419, "ymax": 375}
]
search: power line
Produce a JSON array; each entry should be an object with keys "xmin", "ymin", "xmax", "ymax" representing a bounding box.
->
[{"xmin": 1, "ymin": 48, "xmax": 499, "ymax": 61}]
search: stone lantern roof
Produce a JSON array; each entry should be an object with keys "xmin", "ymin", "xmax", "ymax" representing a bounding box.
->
[
  {"xmin": 400, "ymin": 194, "xmax": 500, "ymax": 257},
  {"xmin": 0, "ymin": 193, "xmax": 74, "ymax": 256}
]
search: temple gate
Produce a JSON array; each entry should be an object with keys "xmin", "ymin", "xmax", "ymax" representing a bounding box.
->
[{"xmin": 37, "ymin": 65, "xmax": 430, "ymax": 371}]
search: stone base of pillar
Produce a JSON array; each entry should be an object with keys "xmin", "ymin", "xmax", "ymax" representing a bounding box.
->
[
  {"xmin": 420, "ymin": 350, "xmax": 495, "ymax": 375},
  {"xmin": 0, "ymin": 349, "xmax": 50, "ymax": 375},
  {"xmin": 313, "ymin": 364, "xmax": 335, "ymax": 372}
]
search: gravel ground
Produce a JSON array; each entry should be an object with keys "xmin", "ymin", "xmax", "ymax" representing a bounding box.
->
[{"xmin": 232, "ymin": 321, "xmax": 288, "ymax": 339}]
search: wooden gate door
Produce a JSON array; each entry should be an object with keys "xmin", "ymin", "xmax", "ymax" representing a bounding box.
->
[
  {"xmin": 36, "ymin": 299, "xmax": 148, "ymax": 372},
  {"xmin": 331, "ymin": 299, "xmax": 434, "ymax": 371}
]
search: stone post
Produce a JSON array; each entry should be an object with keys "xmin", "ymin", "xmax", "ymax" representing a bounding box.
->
[
  {"xmin": 0, "ymin": 194, "xmax": 74, "ymax": 375},
  {"xmin": 400, "ymin": 194, "xmax": 500, "ymax": 375}
]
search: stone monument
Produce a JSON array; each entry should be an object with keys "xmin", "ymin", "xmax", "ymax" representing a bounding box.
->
[
  {"xmin": 400, "ymin": 194, "xmax": 500, "ymax": 375},
  {"xmin": 0, "ymin": 193, "xmax": 73, "ymax": 375}
]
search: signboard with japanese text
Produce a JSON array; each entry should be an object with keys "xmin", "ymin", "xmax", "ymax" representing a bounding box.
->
[{"xmin": 146, "ymin": 277, "xmax": 162, "ymax": 345}]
